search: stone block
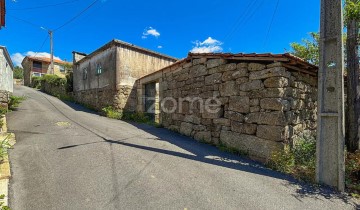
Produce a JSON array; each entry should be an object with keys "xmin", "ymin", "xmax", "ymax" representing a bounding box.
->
[
  {"xmin": 231, "ymin": 121, "xmax": 257, "ymax": 134},
  {"xmin": 256, "ymin": 125, "xmax": 288, "ymax": 142},
  {"xmin": 213, "ymin": 118, "xmax": 231, "ymax": 126},
  {"xmin": 193, "ymin": 58, "xmax": 207, "ymax": 65},
  {"xmin": 228, "ymin": 96, "xmax": 250, "ymax": 113},
  {"xmin": 205, "ymin": 73, "xmax": 222, "ymax": 85},
  {"xmin": 236, "ymin": 77, "xmax": 249, "ymax": 85},
  {"xmin": 237, "ymin": 63, "xmax": 248, "ymax": 69},
  {"xmin": 266, "ymin": 62, "xmax": 282, "ymax": 68},
  {"xmin": 239, "ymin": 80, "xmax": 264, "ymax": 91},
  {"xmin": 250, "ymin": 99, "xmax": 259, "ymax": 106},
  {"xmin": 193, "ymin": 124, "xmax": 206, "ymax": 131},
  {"xmin": 222, "ymin": 69, "xmax": 248, "ymax": 81},
  {"xmin": 202, "ymin": 106, "xmax": 224, "ymax": 119},
  {"xmin": 245, "ymin": 111, "xmax": 287, "ymax": 126},
  {"xmin": 220, "ymin": 131, "xmax": 284, "ymax": 160},
  {"xmin": 248, "ymin": 63, "xmax": 266, "ymax": 71},
  {"xmin": 190, "ymin": 65, "xmax": 208, "ymax": 77},
  {"xmin": 207, "ymin": 59, "xmax": 226, "ymax": 69},
  {"xmin": 249, "ymin": 88, "xmax": 285, "ymax": 98},
  {"xmin": 249, "ymin": 67, "xmax": 290, "ymax": 80},
  {"xmin": 184, "ymin": 115, "xmax": 201, "ymax": 124},
  {"xmin": 194, "ymin": 131, "xmax": 212, "ymax": 143},
  {"xmin": 250, "ymin": 106, "xmax": 260, "ymax": 112},
  {"xmin": 264, "ymin": 77, "xmax": 289, "ymax": 88},
  {"xmin": 180, "ymin": 122, "xmax": 193, "ymax": 136},
  {"xmin": 224, "ymin": 111, "xmax": 245, "ymax": 122},
  {"xmin": 260, "ymin": 98, "xmax": 290, "ymax": 111},
  {"xmin": 219, "ymin": 81, "xmax": 239, "ymax": 96},
  {"xmin": 175, "ymin": 73, "xmax": 189, "ymax": 81}
]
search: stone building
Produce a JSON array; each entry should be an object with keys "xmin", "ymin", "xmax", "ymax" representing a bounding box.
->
[
  {"xmin": 22, "ymin": 56, "xmax": 71, "ymax": 86},
  {"xmin": 72, "ymin": 39, "xmax": 177, "ymax": 111},
  {"xmin": 136, "ymin": 53, "xmax": 318, "ymax": 161},
  {"xmin": 0, "ymin": 46, "xmax": 14, "ymax": 109}
]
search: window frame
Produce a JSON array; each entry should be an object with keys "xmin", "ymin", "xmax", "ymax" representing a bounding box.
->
[
  {"xmin": 83, "ymin": 67, "xmax": 88, "ymax": 80},
  {"xmin": 96, "ymin": 63, "xmax": 102, "ymax": 75}
]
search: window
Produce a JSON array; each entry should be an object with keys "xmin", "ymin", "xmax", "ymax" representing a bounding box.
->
[
  {"xmin": 33, "ymin": 61, "xmax": 42, "ymax": 69},
  {"xmin": 96, "ymin": 63, "xmax": 102, "ymax": 75},
  {"xmin": 59, "ymin": 65, "xmax": 65, "ymax": 72},
  {"xmin": 83, "ymin": 68, "xmax": 88, "ymax": 80},
  {"xmin": 33, "ymin": 61, "xmax": 42, "ymax": 72}
]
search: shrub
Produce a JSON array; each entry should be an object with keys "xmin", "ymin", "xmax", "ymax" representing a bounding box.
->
[
  {"xmin": 31, "ymin": 76, "xmax": 44, "ymax": 89},
  {"xmin": 0, "ymin": 135, "xmax": 12, "ymax": 163},
  {"xmin": 8, "ymin": 95, "xmax": 26, "ymax": 110},
  {"xmin": 346, "ymin": 151, "xmax": 360, "ymax": 194},
  {"xmin": 102, "ymin": 106, "xmax": 122, "ymax": 119},
  {"xmin": 101, "ymin": 106, "xmax": 158, "ymax": 126},
  {"xmin": 0, "ymin": 107, "xmax": 6, "ymax": 115},
  {"xmin": 267, "ymin": 136, "xmax": 316, "ymax": 181},
  {"xmin": 267, "ymin": 146, "xmax": 295, "ymax": 174}
]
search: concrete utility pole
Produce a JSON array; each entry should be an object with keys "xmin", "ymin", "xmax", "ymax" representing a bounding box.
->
[
  {"xmin": 316, "ymin": 0, "xmax": 345, "ymax": 191},
  {"xmin": 49, "ymin": 30, "xmax": 54, "ymax": 75}
]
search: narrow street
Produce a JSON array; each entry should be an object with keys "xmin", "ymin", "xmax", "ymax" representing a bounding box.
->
[{"xmin": 6, "ymin": 85, "xmax": 357, "ymax": 210}]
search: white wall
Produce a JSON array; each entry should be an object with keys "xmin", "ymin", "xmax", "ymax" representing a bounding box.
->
[{"xmin": 0, "ymin": 48, "xmax": 13, "ymax": 93}]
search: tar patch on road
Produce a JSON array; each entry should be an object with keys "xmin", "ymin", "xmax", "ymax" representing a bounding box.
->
[{"xmin": 55, "ymin": 122, "xmax": 71, "ymax": 127}]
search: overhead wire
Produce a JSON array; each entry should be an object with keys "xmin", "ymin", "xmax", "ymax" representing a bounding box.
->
[
  {"xmin": 224, "ymin": 0, "xmax": 265, "ymax": 44},
  {"xmin": 32, "ymin": 35, "xmax": 50, "ymax": 58},
  {"xmin": 263, "ymin": 0, "xmax": 280, "ymax": 49},
  {"xmin": 223, "ymin": 0, "xmax": 257, "ymax": 42},
  {"xmin": 54, "ymin": 0, "xmax": 100, "ymax": 31},
  {"xmin": 8, "ymin": 0, "xmax": 80, "ymax": 11},
  {"xmin": 7, "ymin": 14, "xmax": 44, "ymax": 29}
]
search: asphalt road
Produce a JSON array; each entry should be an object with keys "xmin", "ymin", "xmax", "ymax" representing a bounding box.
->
[{"xmin": 6, "ymin": 85, "xmax": 358, "ymax": 210}]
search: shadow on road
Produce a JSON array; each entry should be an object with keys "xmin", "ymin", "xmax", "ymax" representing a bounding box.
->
[{"xmin": 57, "ymin": 100, "xmax": 356, "ymax": 207}]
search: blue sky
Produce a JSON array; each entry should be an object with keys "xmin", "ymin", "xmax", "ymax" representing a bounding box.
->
[{"xmin": 1, "ymin": 0, "xmax": 320, "ymax": 66}]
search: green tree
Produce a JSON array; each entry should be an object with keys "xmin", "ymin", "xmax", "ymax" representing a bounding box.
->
[
  {"xmin": 13, "ymin": 66, "xmax": 24, "ymax": 79},
  {"xmin": 345, "ymin": 0, "xmax": 360, "ymax": 152},
  {"xmin": 290, "ymin": 1, "xmax": 360, "ymax": 152},
  {"xmin": 290, "ymin": 32, "xmax": 320, "ymax": 66}
]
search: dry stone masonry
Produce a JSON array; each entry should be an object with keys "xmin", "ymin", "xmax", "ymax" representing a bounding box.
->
[{"xmin": 138, "ymin": 54, "xmax": 318, "ymax": 161}]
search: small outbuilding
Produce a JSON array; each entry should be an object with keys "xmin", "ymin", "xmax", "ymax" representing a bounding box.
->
[
  {"xmin": 136, "ymin": 53, "xmax": 318, "ymax": 161},
  {"xmin": 72, "ymin": 39, "xmax": 177, "ymax": 111},
  {"xmin": 0, "ymin": 46, "xmax": 14, "ymax": 109}
]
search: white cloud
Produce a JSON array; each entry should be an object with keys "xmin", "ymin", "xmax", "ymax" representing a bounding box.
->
[
  {"xmin": 157, "ymin": 45, "xmax": 163, "ymax": 49},
  {"xmin": 190, "ymin": 37, "xmax": 223, "ymax": 53},
  {"xmin": 142, "ymin": 27, "xmax": 160, "ymax": 39},
  {"xmin": 11, "ymin": 51, "xmax": 62, "ymax": 67},
  {"xmin": 11, "ymin": 53, "xmax": 25, "ymax": 67}
]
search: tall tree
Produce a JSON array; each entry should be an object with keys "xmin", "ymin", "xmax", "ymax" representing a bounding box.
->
[
  {"xmin": 13, "ymin": 66, "xmax": 24, "ymax": 79},
  {"xmin": 290, "ymin": 32, "xmax": 320, "ymax": 66},
  {"xmin": 345, "ymin": 0, "xmax": 360, "ymax": 152}
]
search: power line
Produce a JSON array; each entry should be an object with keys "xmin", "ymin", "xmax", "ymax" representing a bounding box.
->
[
  {"xmin": 263, "ymin": 0, "xmax": 280, "ymax": 48},
  {"xmin": 7, "ymin": 14, "xmax": 44, "ymax": 29},
  {"xmin": 32, "ymin": 35, "xmax": 50, "ymax": 58},
  {"xmin": 223, "ymin": 0, "xmax": 257, "ymax": 42},
  {"xmin": 54, "ymin": 0, "xmax": 100, "ymax": 31},
  {"xmin": 224, "ymin": 0, "xmax": 264, "ymax": 44},
  {"xmin": 8, "ymin": 0, "xmax": 80, "ymax": 11}
]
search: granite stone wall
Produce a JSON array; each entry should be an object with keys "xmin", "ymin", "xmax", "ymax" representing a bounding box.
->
[
  {"xmin": 0, "ymin": 90, "xmax": 10, "ymax": 110},
  {"xmin": 153, "ymin": 58, "xmax": 317, "ymax": 161}
]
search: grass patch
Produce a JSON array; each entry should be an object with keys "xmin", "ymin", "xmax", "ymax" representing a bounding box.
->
[
  {"xmin": 101, "ymin": 106, "xmax": 161, "ymax": 127},
  {"xmin": 0, "ymin": 134, "xmax": 12, "ymax": 163},
  {"xmin": 266, "ymin": 136, "xmax": 316, "ymax": 182},
  {"xmin": 8, "ymin": 95, "xmax": 26, "ymax": 111},
  {"xmin": 346, "ymin": 151, "xmax": 360, "ymax": 196},
  {"xmin": 0, "ymin": 193, "xmax": 10, "ymax": 209}
]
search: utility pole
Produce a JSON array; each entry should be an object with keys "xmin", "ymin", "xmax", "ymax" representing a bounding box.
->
[
  {"xmin": 316, "ymin": 0, "xmax": 345, "ymax": 191},
  {"xmin": 49, "ymin": 30, "xmax": 54, "ymax": 75}
]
